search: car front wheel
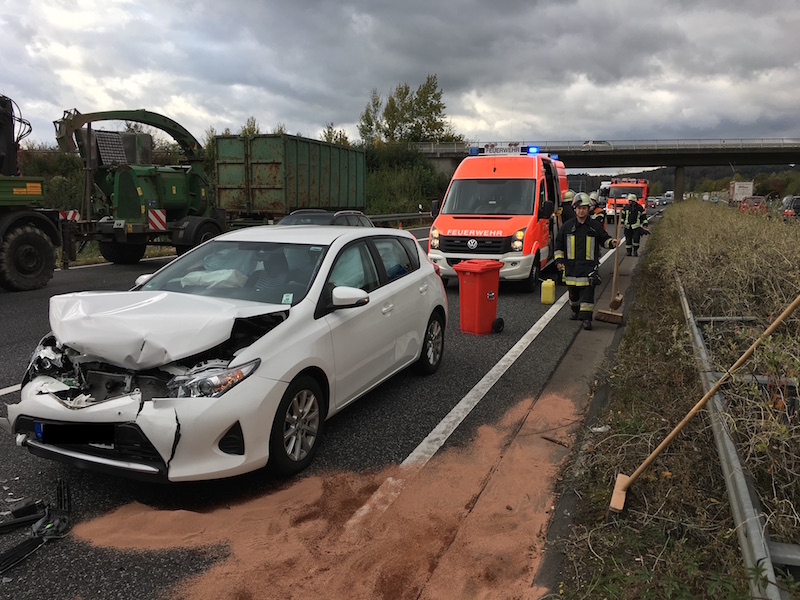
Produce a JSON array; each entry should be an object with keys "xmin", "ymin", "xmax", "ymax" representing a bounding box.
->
[
  {"xmin": 415, "ymin": 311, "xmax": 445, "ymax": 375},
  {"xmin": 268, "ymin": 375, "xmax": 325, "ymax": 476}
]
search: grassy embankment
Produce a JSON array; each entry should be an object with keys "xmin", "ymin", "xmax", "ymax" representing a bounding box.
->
[{"xmin": 555, "ymin": 199, "xmax": 800, "ymax": 599}]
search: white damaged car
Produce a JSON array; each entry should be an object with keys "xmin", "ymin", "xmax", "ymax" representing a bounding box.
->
[{"xmin": 3, "ymin": 226, "xmax": 447, "ymax": 481}]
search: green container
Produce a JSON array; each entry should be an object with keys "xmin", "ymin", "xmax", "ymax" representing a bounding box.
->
[
  {"xmin": 215, "ymin": 134, "xmax": 365, "ymax": 218},
  {"xmin": 0, "ymin": 176, "xmax": 45, "ymax": 206}
]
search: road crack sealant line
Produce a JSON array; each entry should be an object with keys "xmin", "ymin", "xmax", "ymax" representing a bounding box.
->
[
  {"xmin": 345, "ymin": 247, "xmax": 620, "ymax": 533},
  {"xmin": 676, "ymin": 275, "xmax": 786, "ymax": 600}
]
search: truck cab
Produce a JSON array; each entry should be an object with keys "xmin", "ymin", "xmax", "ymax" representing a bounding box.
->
[{"xmin": 428, "ymin": 146, "xmax": 560, "ymax": 292}]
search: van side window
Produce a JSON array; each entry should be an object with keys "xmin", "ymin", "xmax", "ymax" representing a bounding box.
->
[{"xmin": 373, "ymin": 237, "xmax": 413, "ymax": 283}]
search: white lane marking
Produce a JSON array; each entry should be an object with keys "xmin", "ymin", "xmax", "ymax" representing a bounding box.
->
[
  {"xmin": 1, "ymin": 384, "xmax": 21, "ymax": 396},
  {"xmin": 346, "ymin": 245, "xmax": 620, "ymax": 530}
]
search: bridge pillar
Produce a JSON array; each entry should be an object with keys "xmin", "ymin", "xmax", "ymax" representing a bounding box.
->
[{"xmin": 673, "ymin": 166, "xmax": 685, "ymax": 202}]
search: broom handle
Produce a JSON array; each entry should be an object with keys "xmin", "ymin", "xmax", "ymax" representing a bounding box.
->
[
  {"xmin": 622, "ymin": 290, "xmax": 800, "ymax": 491},
  {"xmin": 612, "ymin": 212, "xmax": 620, "ymax": 293}
]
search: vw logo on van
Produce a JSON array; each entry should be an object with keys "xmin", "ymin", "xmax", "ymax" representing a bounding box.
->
[{"xmin": 467, "ymin": 238, "xmax": 478, "ymax": 250}]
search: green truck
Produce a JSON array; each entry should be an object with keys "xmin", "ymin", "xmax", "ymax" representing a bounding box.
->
[
  {"xmin": 54, "ymin": 108, "xmax": 366, "ymax": 265},
  {"xmin": 0, "ymin": 95, "xmax": 61, "ymax": 291}
]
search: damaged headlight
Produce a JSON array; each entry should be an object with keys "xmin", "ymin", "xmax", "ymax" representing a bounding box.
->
[
  {"xmin": 167, "ymin": 359, "xmax": 261, "ymax": 398},
  {"xmin": 23, "ymin": 334, "xmax": 74, "ymax": 386}
]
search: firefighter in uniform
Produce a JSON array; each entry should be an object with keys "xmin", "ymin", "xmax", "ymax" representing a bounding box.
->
[
  {"xmin": 555, "ymin": 192, "xmax": 617, "ymax": 330},
  {"xmin": 589, "ymin": 191, "xmax": 606, "ymax": 231},
  {"xmin": 559, "ymin": 190, "xmax": 576, "ymax": 229},
  {"xmin": 620, "ymin": 193, "xmax": 648, "ymax": 256}
]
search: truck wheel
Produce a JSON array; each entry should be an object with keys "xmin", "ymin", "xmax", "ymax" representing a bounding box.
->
[
  {"xmin": 0, "ymin": 226, "xmax": 55, "ymax": 292},
  {"xmin": 521, "ymin": 254, "xmax": 540, "ymax": 293},
  {"xmin": 193, "ymin": 221, "xmax": 221, "ymax": 246},
  {"xmin": 99, "ymin": 242, "xmax": 147, "ymax": 264}
]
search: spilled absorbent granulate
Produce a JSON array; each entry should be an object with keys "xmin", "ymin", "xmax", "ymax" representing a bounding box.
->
[{"xmin": 74, "ymin": 391, "xmax": 581, "ymax": 600}]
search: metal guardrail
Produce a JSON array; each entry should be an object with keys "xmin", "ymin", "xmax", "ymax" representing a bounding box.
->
[
  {"xmin": 676, "ymin": 275, "xmax": 796, "ymax": 600},
  {"xmin": 368, "ymin": 211, "xmax": 432, "ymax": 226}
]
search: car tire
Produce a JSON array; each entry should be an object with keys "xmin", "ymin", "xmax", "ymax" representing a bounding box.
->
[
  {"xmin": 415, "ymin": 311, "xmax": 445, "ymax": 375},
  {"xmin": 268, "ymin": 375, "xmax": 325, "ymax": 476}
]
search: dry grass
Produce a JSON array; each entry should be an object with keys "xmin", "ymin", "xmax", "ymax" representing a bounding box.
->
[{"xmin": 555, "ymin": 200, "xmax": 800, "ymax": 599}]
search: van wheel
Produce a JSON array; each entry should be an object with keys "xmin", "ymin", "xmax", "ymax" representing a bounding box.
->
[{"xmin": 521, "ymin": 254, "xmax": 540, "ymax": 293}]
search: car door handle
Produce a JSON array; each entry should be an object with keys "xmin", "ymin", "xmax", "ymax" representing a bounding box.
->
[
  {"xmin": 381, "ymin": 304, "xmax": 394, "ymax": 315},
  {"xmin": 419, "ymin": 283, "xmax": 428, "ymax": 293}
]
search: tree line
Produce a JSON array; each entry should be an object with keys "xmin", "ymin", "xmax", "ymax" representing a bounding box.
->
[{"xmin": 18, "ymin": 73, "xmax": 800, "ymax": 216}]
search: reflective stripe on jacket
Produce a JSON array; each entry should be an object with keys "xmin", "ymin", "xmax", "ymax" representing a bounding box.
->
[
  {"xmin": 554, "ymin": 217, "xmax": 613, "ymax": 285},
  {"xmin": 621, "ymin": 203, "xmax": 647, "ymax": 229}
]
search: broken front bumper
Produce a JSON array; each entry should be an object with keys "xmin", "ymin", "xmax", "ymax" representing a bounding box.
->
[{"xmin": 8, "ymin": 374, "xmax": 287, "ymax": 482}]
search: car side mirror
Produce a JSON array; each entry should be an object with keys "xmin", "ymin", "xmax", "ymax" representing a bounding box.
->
[
  {"xmin": 134, "ymin": 273, "xmax": 153, "ymax": 288},
  {"xmin": 331, "ymin": 286, "xmax": 369, "ymax": 309},
  {"xmin": 431, "ymin": 199, "xmax": 440, "ymax": 217}
]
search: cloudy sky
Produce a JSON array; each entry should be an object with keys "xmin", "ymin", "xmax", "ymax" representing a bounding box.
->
[{"xmin": 3, "ymin": 0, "xmax": 799, "ymax": 148}]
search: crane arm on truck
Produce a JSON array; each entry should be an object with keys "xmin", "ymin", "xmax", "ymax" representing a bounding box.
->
[{"xmin": 54, "ymin": 109, "xmax": 204, "ymax": 161}]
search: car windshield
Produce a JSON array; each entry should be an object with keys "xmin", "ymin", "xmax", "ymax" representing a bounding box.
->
[
  {"xmin": 441, "ymin": 179, "xmax": 535, "ymax": 215},
  {"xmin": 139, "ymin": 240, "xmax": 329, "ymax": 305}
]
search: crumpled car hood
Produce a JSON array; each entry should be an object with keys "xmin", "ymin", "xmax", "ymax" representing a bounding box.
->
[{"xmin": 50, "ymin": 291, "xmax": 284, "ymax": 370}]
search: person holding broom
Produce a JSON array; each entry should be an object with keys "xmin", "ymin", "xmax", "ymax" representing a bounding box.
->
[{"xmin": 555, "ymin": 192, "xmax": 617, "ymax": 330}]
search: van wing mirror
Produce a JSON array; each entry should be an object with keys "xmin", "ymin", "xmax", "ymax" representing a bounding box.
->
[
  {"xmin": 539, "ymin": 200, "xmax": 554, "ymax": 220},
  {"xmin": 431, "ymin": 199, "xmax": 440, "ymax": 217}
]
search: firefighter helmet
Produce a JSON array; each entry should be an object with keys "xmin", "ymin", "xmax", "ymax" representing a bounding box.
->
[
  {"xmin": 627, "ymin": 194, "xmax": 637, "ymax": 202},
  {"xmin": 573, "ymin": 192, "xmax": 592, "ymax": 207}
]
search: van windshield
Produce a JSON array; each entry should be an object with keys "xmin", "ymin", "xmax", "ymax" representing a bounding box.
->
[
  {"xmin": 441, "ymin": 179, "xmax": 535, "ymax": 215},
  {"xmin": 609, "ymin": 186, "xmax": 644, "ymax": 199}
]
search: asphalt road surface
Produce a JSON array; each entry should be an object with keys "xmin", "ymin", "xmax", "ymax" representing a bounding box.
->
[{"xmin": 0, "ymin": 228, "xmax": 600, "ymax": 599}]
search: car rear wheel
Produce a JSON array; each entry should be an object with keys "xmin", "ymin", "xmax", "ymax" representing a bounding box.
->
[
  {"xmin": 415, "ymin": 311, "xmax": 445, "ymax": 375},
  {"xmin": 268, "ymin": 375, "xmax": 325, "ymax": 476}
]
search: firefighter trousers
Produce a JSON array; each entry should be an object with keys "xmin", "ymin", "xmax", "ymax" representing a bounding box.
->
[
  {"xmin": 624, "ymin": 227, "xmax": 642, "ymax": 255},
  {"xmin": 568, "ymin": 284, "xmax": 596, "ymax": 321}
]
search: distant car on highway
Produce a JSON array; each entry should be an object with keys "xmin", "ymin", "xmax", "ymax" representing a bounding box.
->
[
  {"xmin": 739, "ymin": 196, "xmax": 768, "ymax": 215},
  {"xmin": 647, "ymin": 197, "xmax": 659, "ymax": 208},
  {"xmin": 783, "ymin": 196, "xmax": 800, "ymax": 221},
  {"xmin": 581, "ymin": 140, "xmax": 613, "ymax": 151},
  {"xmin": 277, "ymin": 209, "xmax": 374, "ymax": 227}
]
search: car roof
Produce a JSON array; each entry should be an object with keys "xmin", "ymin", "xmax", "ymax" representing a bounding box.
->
[{"xmin": 213, "ymin": 225, "xmax": 404, "ymax": 245}]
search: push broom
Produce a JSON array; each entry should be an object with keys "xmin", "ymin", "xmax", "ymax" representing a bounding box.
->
[
  {"xmin": 609, "ymin": 290, "xmax": 800, "ymax": 514},
  {"xmin": 595, "ymin": 214, "xmax": 624, "ymax": 324}
]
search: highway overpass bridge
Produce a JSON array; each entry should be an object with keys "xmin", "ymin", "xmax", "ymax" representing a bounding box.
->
[{"xmin": 414, "ymin": 139, "xmax": 800, "ymax": 201}]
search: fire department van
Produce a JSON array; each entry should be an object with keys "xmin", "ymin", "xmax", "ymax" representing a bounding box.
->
[{"xmin": 428, "ymin": 145, "xmax": 562, "ymax": 292}]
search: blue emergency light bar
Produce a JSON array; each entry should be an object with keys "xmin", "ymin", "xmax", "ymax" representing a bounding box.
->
[{"xmin": 524, "ymin": 146, "xmax": 540, "ymax": 155}]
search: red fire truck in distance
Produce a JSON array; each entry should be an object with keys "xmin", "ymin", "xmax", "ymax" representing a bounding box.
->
[{"xmin": 604, "ymin": 178, "xmax": 648, "ymax": 223}]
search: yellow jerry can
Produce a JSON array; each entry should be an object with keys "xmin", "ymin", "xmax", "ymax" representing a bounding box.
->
[{"xmin": 541, "ymin": 278, "xmax": 555, "ymax": 305}]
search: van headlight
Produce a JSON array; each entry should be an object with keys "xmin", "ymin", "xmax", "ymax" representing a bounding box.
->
[
  {"xmin": 430, "ymin": 226, "xmax": 440, "ymax": 249},
  {"xmin": 167, "ymin": 359, "xmax": 260, "ymax": 398},
  {"xmin": 511, "ymin": 229, "xmax": 525, "ymax": 252}
]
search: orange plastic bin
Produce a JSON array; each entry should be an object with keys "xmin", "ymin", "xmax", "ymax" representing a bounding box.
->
[{"xmin": 452, "ymin": 259, "xmax": 504, "ymax": 335}]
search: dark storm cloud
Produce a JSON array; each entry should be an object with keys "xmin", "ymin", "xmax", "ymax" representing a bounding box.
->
[{"xmin": 3, "ymin": 0, "xmax": 800, "ymax": 147}]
